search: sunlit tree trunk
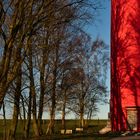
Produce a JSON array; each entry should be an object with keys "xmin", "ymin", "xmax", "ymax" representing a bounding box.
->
[
  {"xmin": 79, "ymin": 102, "xmax": 84, "ymax": 128},
  {"xmin": 46, "ymin": 79, "xmax": 56, "ymax": 135}
]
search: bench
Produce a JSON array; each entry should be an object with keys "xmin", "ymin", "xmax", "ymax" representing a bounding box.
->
[
  {"xmin": 61, "ymin": 129, "xmax": 65, "ymax": 134},
  {"xmin": 61, "ymin": 129, "xmax": 72, "ymax": 134},
  {"xmin": 65, "ymin": 129, "xmax": 72, "ymax": 134},
  {"xmin": 76, "ymin": 128, "xmax": 83, "ymax": 132}
]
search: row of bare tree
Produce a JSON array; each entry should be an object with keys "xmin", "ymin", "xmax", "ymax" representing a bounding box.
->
[{"xmin": 0, "ymin": 0, "xmax": 109, "ymax": 139}]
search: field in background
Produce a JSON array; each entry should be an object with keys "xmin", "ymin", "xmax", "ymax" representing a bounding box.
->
[{"xmin": 0, "ymin": 119, "xmax": 108, "ymax": 139}]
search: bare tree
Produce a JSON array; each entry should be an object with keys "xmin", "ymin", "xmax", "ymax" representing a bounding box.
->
[
  {"xmin": 0, "ymin": 0, "xmax": 106, "ymax": 138},
  {"xmin": 8, "ymin": 48, "xmax": 22, "ymax": 139}
]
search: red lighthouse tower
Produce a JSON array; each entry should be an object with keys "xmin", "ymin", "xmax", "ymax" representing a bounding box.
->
[{"xmin": 111, "ymin": 0, "xmax": 140, "ymax": 131}]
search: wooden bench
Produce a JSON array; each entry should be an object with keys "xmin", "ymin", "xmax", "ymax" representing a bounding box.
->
[
  {"xmin": 61, "ymin": 129, "xmax": 65, "ymax": 134},
  {"xmin": 75, "ymin": 128, "xmax": 83, "ymax": 132},
  {"xmin": 65, "ymin": 129, "xmax": 72, "ymax": 134},
  {"xmin": 61, "ymin": 129, "xmax": 72, "ymax": 134}
]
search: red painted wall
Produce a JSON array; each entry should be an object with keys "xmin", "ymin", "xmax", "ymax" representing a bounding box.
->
[{"xmin": 111, "ymin": 0, "xmax": 140, "ymax": 131}]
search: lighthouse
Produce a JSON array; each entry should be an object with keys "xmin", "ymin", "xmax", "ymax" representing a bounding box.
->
[{"xmin": 111, "ymin": 0, "xmax": 140, "ymax": 131}]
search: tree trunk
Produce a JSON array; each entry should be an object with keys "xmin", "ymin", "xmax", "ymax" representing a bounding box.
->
[
  {"xmin": 2, "ymin": 102, "xmax": 7, "ymax": 140},
  {"xmin": 62, "ymin": 105, "xmax": 66, "ymax": 129},
  {"xmin": 28, "ymin": 41, "xmax": 39, "ymax": 137},
  {"xmin": 8, "ymin": 48, "xmax": 22, "ymax": 140},
  {"xmin": 24, "ymin": 91, "xmax": 31, "ymax": 138},
  {"xmin": 62, "ymin": 90, "xmax": 67, "ymax": 129},
  {"xmin": 0, "ymin": 43, "xmax": 13, "ymax": 108},
  {"xmin": 21, "ymin": 95, "xmax": 26, "ymax": 131},
  {"xmin": 38, "ymin": 53, "xmax": 46, "ymax": 135},
  {"xmin": 79, "ymin": 83, "xmax": 86, "ymax": 128},
  {"xmin": 46, "ymin": 48, "xmax": 58, "ymax": 135},
  {"xmin": 46, "ymin": 108, "xmax": 55, "ymax": 135},
  {"xmin": 0, "ymin": 82, "xmax": 7, "ymax": 110},
  {"xmin": 46, "ymin": 84, "xmax": 56, "ymax": 135},
  {"xmin": 80, "ymin": 110, "xmax": 84, "ymax": 128},
  {"xmin": 79, "ymin": 100, "xmax": 84, "ymax": 128}
]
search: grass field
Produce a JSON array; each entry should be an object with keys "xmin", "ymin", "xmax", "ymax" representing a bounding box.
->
[{"xmin": 0, "ymin": 119, "xmax": 116, "ymax": 140}]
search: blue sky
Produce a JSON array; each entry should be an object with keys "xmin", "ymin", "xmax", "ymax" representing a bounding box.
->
[
  {"xmin": 86, "ymin": 0, "xmax": 110, "ymax": 119},
  {"xmin": 87, "ymin": 0, "xmax": 110, "ymax": 44}
]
